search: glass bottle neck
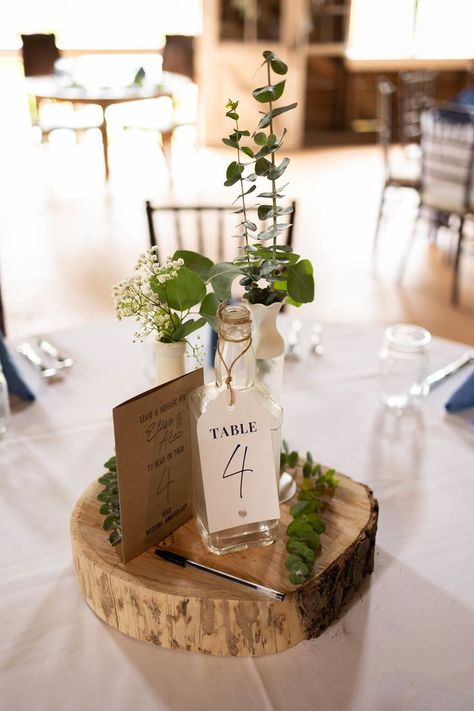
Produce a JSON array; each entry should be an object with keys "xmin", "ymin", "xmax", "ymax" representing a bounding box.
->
[{"xmin": 215, "ymin": 337, "xmax": 256, "ymax": 390}]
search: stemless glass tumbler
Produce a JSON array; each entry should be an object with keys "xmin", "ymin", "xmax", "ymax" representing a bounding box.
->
[{"xmin": 379, "ymin": 324, "xmax": 431, "ymax": 409}]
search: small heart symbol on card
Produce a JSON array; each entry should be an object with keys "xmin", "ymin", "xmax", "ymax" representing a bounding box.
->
[{"xmin": 238, "ymin": 509, "xmax": 247, "ymax": 518}]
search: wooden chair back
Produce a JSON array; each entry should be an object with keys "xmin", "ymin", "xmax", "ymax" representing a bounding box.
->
[
  {"xmin": 21, "ymin": 33, "xmax": 60, "ymax": 77},
  {"xmin": 145, "ymin": 202, "xmax": 295, "ymax": 263},
  {"xmin": 162, "ymin": 35, "xmax": 194, "ymax": 81}
]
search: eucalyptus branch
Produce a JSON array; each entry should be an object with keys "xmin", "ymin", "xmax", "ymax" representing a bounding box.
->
[
  {"xmin": 216, "ymin": 50, "xmax": 315, "ymax": 308},
  {"xmin": 235, "ymin": 117, "xmax": 251, "ymax": 268},
  {"xmin": 281, "ymin": 442, "xmax": 339, "ymax": 585},
  {"xmin": 266, "ymin": 58, "xmax": 278, "ymax": 265}
]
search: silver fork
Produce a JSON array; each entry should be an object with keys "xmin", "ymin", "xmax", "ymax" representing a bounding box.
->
[
  {"xmin": 17, "ymin": 343, "xmax": 59, "ymax": 379},
  {"xmin": 37, "ymin": 338, "xmax": 74, "ymax": 369}
]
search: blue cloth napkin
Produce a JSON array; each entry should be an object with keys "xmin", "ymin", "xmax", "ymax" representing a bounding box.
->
[
  {"xmin": 445, "ymin": 370, "xmax": 474, "ymax": 413},
  {"xmin": 0, "ymin": 332, "xmax": 35, "ymax": 401}
]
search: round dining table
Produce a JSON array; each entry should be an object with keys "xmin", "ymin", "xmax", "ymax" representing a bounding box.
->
[{"xmin": 1, "ymin": 318, "xmax": 473, "ymax": 711}]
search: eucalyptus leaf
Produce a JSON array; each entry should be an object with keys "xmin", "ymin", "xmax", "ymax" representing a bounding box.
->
[
  {"xmin": 267, "ymin": 156, "xmax": 290, "ymax": 180},
  {"xmin": 252, "ymin": 80, "xmax": 285, "ymax": 103},
  {"xmin": 284, "ymin": 554, "xmax": 308, "ymax": 578},
  {"xmin": 222, "ymin": 137, "xmax": 239, "ymax": 149},
  {"xmin": 271, "ymin": 58, "xmax": 287, "ymax": 75},
  {"xmin": 232, "ymin": 185, "xmax": 256, "ymax": 203},
  {"xmin": 256, "ymin": 227, "xmax": 276, "ymax": 241},
  {"xmin": 258, "ymin": 204, "xmax": 274, "ymax": 220},
  {"xmin": 109, "ymin": 529, "xmax": 122, "ymax": 546},
  {"xmin": 208, "ymin": 262, "xmax": 243, "ymax": 301},
  {"xmin": 254, "ymin": 132, "xmax": 267, "ymax": 145},
  {"xmin": 241, "ymin": 146, "xmax": 254, "ymax": 157},
  {"xmin": 262, "ymin": 50, "xmax": 288, "ymax": 75},
  {"xmin": 257, "ymin": 102, "xmax": 297, "ymax": 129},
  {"xmin": 255, "ymin": 157, "xmax": 272, "ymax": 176},
  {"xmin": 286, "ymin": 539, "xmax": 315, "ymax": 566},
  {"xmin": 224, "ymin": 174, "xmax": 241, "ymax": 187}
]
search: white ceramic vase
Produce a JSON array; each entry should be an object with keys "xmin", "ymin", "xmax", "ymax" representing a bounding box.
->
[
  {"xmin": 248, "ymin": 301, "xmax": 285, "ymax": 402},
  {"xmin": 154, "ymin": 340, "xmax": 187, "ymax": 387}
]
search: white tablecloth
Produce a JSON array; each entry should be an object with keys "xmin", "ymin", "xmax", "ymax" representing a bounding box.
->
[{"xmin": 1, "ymin": 320, "xmax": 473, "ymax": 711}]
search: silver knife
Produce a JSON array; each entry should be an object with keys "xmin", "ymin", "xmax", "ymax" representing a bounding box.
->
[
  {"xmin": 425, "ymin": 351, "xmax": 474, "ymax": 390},
  {"xmin": 17, "ymin": 343, "xmax": 59, "ymax": 379}
]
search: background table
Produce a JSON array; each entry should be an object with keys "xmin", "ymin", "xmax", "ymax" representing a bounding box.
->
[
  {"xmin": 1, "ymin": 319, "xmax": 473, "ymax": 711},
  {"xmin": 25, "ymin": 76, "xmax": 173, "ymax": 178}
]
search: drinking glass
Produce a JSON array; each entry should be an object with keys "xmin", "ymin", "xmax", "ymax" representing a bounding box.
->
[{"xmin": 379, "ymin": 324, "xmax": 431, "ymax": 409}]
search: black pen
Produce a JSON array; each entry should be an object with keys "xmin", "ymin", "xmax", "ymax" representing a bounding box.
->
[{"xmin": 155, "ymin": 549, "xmax": 285, "ymax": 601}]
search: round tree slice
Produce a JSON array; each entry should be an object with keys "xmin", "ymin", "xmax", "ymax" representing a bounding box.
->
[{"xmin": 71, "ymin": 472, "xmax": 378, "ymax": 656}]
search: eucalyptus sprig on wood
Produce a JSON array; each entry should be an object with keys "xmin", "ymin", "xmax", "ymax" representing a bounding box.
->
[
  {"xmin": 97, "ymin": 456, "xmax": 122, "ymax": 547},
  {"xmin": 209, "ymin": 50, "xmax": 315, "ymax": 307},
  {"xmin": 281, "ymin": 442, "xmax": 339, "ymax": 585}
]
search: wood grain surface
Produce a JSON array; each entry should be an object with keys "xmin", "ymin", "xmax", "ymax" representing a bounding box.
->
[{"xmin": 70, "ymin": 471, "xmax": 378, "ymax": 656}]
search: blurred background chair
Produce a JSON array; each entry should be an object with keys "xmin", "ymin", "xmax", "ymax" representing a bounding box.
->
[
  {"xmin": 402, "ymin": 108, "xmax": 474, "ymax": 304},
  {"xmin": 373, "ymin": 78, "xmax": 421, "ymax": 252},
  {"xmin": 145, "ymin": 201, "xmax": 295, "ymax": 263},
  {"xmin": 21, "ymin": 33, "xmax": 103, "ymax": 144},
  {"xmin": 21, "ymin": 33, "xmax": 59, "ymax": 76},
  {"xmin": 162, "ymin": 35, "xmax": 195, "ymax": 81},
  {"xmin": 398, "ymin": 71, "xmax": 437, "ymax": 150}
]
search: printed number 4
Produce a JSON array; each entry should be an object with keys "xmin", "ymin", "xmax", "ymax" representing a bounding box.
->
[{"xmin": 222, "ymin": 444, "xmax": 253, "ymax": 499}]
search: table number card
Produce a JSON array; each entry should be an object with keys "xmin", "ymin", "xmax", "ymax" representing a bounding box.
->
[
  {"xmin": 196, "ymin": 389, "xmax": 280, "ymax": 534},
  {"xmin": 113, "ymin": 368, "xmax": 203, "ymax": 562}
]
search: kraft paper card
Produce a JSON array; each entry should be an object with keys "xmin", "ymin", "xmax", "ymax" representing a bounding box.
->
[{"xmin": 113, "ymin": 368, "xmax": 203, "ymax": 562}]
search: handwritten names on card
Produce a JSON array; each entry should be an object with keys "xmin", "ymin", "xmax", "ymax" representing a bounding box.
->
[{"xmin": 113, "ymin": 369, "xmax": 203, "ymax": 562}]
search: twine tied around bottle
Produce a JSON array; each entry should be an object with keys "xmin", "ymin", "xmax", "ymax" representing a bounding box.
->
[{"xmin": 216, "ymin": 303, "xmax": 252, "ymax": 406}]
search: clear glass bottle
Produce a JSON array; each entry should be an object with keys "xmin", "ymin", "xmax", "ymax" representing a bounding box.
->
[
  {"xmin": 189, "ymin": 304, "xmax": 282, "ymax": 555},
  {"xmin": 0, "ymin": 363, "xmax": 10, "ymax": 441},
  {"xmin": 380, "ymin": 324, "xmax": 431, "ymax": 409}
]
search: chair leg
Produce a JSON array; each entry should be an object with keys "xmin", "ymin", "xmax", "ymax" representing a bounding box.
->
[
  {"xmin": 451, "ymin": 217, "xmax": 465, "ymax": 305},
  {"xmin": 373, "ymin": 186, "xmax": 387, "ymax": 257},
  {"xmin": 397, "ymin": 201, "xmax": 421, "ymax": 285}
]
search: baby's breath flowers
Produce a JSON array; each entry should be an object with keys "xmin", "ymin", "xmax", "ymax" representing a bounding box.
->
[{"xmin": 113, "ymin": 247, "xmax": 219, "ymax": 364}]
